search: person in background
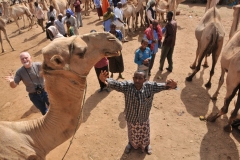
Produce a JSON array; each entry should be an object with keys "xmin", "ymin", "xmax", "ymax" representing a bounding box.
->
[
  {"xmin": 94, "ymin": 0, "xmax": 103, "ymax": 20},
  {"xmin": 134, "ymin": 38, "xmax": 152, "ymax": 77},
  {"xmin": 63, "ymin": 9, "xmax": 79, "ymax": 35},
  {"xmin": 34, "ymin": 2, "xmax": 45, "ymax": 32},
  {"xmin": 159, "ymin": 11, "xmax": 177, "ymax": 73},
  {"xmin": 145, "ymin": 0, "xmax": 156, "ymax": 27},
  {"xmin": 66, "ymin": 20, "xmax": 75, "ymax": 37},
  {"xmin": 47, "ymin": 5, "xmax": 56, "ymax": 21},
  {"xmin": 144, "ymin": 20, "xmax": 162, "ymax": 76},
  {"xmin": 46, "ymin": 16, "xmax": 55, "ymax": 39},
  {"xmin": 91, "ymin": 29, "xmax": 110, "ymax": 93},
  {"xmin": 47, "ymin": 26, "xmax": 64, "ymax": 41},
  {"xmin": 99, "ymin": 70, "xmax": 178, "ymax": 155},
  {"xmin": 113, "ymin": 2, "xmax": 128, "ymax": 42},
  {"xmin": 4, "ymin": 52, "xmax": 50, "ymax": 115},
  {"xmin": 54, "ymin": 13, "xmax": 67, "ymax": 37},
  {"xmin": 73, "ymin": 0, "xmax": 83, "ymax": 28},
  {"xmin": 102, "ymin": 0, "xmax": 110, "ymax": 14},
  {"xmin": 108, "ymin": 23, "xmax": 125, "ymax": 79},
  {"xmin": 103, "ymin": 7, "xmax": 115, "ymax": 31}
]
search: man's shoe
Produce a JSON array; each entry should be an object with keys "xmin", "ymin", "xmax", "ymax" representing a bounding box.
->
[
  {"xmin": 103, "ymin": 87, "xmax": 110, "ymax": 92},
  {"xmin": 124, "ymin": 144, "xmax": 132, "ymax": 154},
  {"xmin": 146, "ymin": 145, "xmax": 152, "ymax": 155},
  {"xmin": 98, "ymin": 88, "xmax": 103, "ymax": 93},
  {"xmin": 166, "ymin": 68, "xmax": 172, "ymax": 72}
]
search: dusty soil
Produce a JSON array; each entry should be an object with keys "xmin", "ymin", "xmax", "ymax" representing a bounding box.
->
[{"xmin": 0, "ymin": 3, "xmax": 240, "ymax": 160}]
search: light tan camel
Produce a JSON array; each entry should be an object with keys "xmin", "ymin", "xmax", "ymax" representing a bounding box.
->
[
  {"xmin": 0, "ymin": 17, "xmax": 15, "ymax": 52},
  {"xmin": 122, "ymin": 0, "xmax": 145, "ymax": 32},
  {"xmin": 81, "ymin": 0, "xmax": 92, "ymax": 16},
  {"xmin": 0, "ymin": 32, "xmax": 122, "ymax": 159},
  {"xmin": 49, "ymin": 0, "xmax": 68, "ymax": 16},
  {"xmin": 207, "ymin": 5, "xmax": 240, "ymax": 132},
  {"xmin": 186, "ymin": 7, "xmax": 225, "ymax": 89},
  {"xmin": 2, "ymin": 2, "xmax": 34, "ymax": 34}
]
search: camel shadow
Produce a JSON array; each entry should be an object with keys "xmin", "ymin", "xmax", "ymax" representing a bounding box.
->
[
  {"xmin": 23, "ymin": 32, "xmax": 43, "ymax": 42},
  {"xmin": 118, "ymin": 112, "xmax": 126, "ymax": 129},
  {"xmin": 86, "ymin": 19, "xmax": 101, "ymax": 25},
  {"xmin": 22, "ymin": 38, "xmax": 48, "ymax": 57},
  {"xmin": 21, "ymin": 105, "xmax": 39, "ymax": 119},
  {"xmin": 200, "ymin": 101, "xmax": 239, "ymax": 159},
  {"xmin": 119, "ymin": 149, "xmax": 147, "ymax": 160},
  {"xmin": 82, "ymin": 90, "xmax": 110, "ymax": 122},
  {"xmin": 181, "ymin": 68, "xmax": 213, "ymax": 117}
]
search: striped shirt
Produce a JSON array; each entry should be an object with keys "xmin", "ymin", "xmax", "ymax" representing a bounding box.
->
[{"xmin": 107, "ymin": 78, "xmax": 166, "ymax": 123}]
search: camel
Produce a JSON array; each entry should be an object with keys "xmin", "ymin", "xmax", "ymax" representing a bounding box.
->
[
  {"xmin": 2, "ymin": 1, "xmax": 34, "ymax": 34},
  {"xmin": 205, "ymin": 0, "xmax": 219, "ymax": 12},
  {"xmin": 0, "ymin": 32, "xmax": 122, "ymax": 159},
  {"xmin": 49, "ymin": 0, "xmax": 68, "ymax": 16},
  {"xmin": 0, "ymin": 17, "xmax": 15, "ymax": 52},
  {"xmin": 206, "ymin": 5, "xmax": 240, "ymax": 132},
  {"xmin": 122, "ymin": 0, "xmax": 145, "ymax": 32},
  {"xmin": 186, "ymin": 7, "xmax": 225, "ymax": 89}
]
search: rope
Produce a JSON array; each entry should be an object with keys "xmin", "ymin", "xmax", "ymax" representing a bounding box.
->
[{"xmin": 62, "ymin": 82, "xmax": 87, "ymax": 160}]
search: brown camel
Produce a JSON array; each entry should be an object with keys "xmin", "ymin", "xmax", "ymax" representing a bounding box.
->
[
  {"xmin": 122, "ymin": 0, "xmax": 145, "ymax": 32},
  {"xmin": 0, "ymin": 32, "xmax": 122, "ymax": 159},
  {"xmin": 207, "ymin": 5, "xmax": 240, "ymax": 132},
  {"xmin": 2, "ymin": 2, "xmax": 34, "ymax": 34},
  {"xmin": 49, "ymin": 0, "xmax": 68, "ymax": 16},
  {"xmin": 186, "ymin": 7, "xmax": 225, "ymax": 89},
  {"xmin": 0, "ymin": 17, "xmax": 15, "ymax": 52}
]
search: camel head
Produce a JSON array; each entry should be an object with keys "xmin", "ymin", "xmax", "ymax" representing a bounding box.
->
[{"xmin": 42, "ymin": 32, "xmax": 122, "ymax": 77}]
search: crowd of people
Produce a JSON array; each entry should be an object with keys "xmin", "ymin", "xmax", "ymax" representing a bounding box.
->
[{"xmin": 4, "ymin": 0, "xmax": 178, "ymax": 156}]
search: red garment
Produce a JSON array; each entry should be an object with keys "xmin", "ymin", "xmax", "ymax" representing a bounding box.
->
[
  {"xmin": 74, "ymin": 0, "xmax": 81, "ymax": 12},
  {"xmin": 102, "ymin": 0, "xmax": 109, "ymax": 14},
  {"xmin": 94, "ymin": 57, "xmax": 109, "ymax": 68},
  {"xmin": 144, "ymin": 24, "xmax": 162, "ymax": 50}
]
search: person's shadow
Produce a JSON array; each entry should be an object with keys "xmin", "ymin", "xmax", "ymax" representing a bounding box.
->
[
  {"xmin": 82, "ymin": 90, "xmax": 110, "ymax": 122},
  {"xmin": 119, "ymin": 149, "xmax": 147, "ymax": 160}
]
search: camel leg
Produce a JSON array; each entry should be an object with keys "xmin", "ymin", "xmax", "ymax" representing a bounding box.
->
[
  {"xmin": 205, "ymin": 38, "xmax": 223, "ymax": 88},
  {"xmin": 132, "ymin": 15, "xmax": 136, "ymax": 31},
  {"xmin": 190, "ymin": 41, "xmax": 200, "ymax": 69},
  {"xmin": 2, "ymin": 28, "xmax": 14, "ymax": 51},
  {"xmin": 202, "ymin": 56, "xmax": 209, "ymax": 68},
  {"xmin": 127, "ymin": 17, "xmax": 130, "ymax": 32},
  {"xmin": 13, "ymin": 17, "xmax": 22, "ymax": 34},
  {"xmin": 186, "ymin": 48, "xmax": 205, "ymax": 82},
  {"xmin": 0, "ymin": 31, "xmax": 4, "ymax": 53},
  {"xmin": 211, "ymin": 67, "xmax": 225, "ymax": 100},
  {"xmin": 225, "ymin": 91, "xmax": 240, "ymax": 132},
  {"xmin": 140, "ymin": 9, "xmax": 144, "ymax": 27},
  {"xmin": 207, "ymin": 74, "xmax": 239, "ymax": 124},
  {"xmin": 22, "ymin": 15, "xmax": 26, "ymax": 28}
]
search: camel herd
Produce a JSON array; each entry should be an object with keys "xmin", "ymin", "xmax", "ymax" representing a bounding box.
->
[{"xmin": 0, "ymin": 0, "xmax": 239, "ymax": 158}]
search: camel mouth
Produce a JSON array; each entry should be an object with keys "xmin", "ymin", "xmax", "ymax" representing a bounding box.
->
[{"xmin": 105, "ymin": 51, "xmax": 121, "ymax": 57}]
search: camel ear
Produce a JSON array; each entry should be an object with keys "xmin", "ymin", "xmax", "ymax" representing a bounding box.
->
[{"xmin": 50, "ymin": 55, "xmax": 65, "ymax": 67}]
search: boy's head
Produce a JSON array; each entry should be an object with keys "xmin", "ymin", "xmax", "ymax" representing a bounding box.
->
[
  {"xmin": 141, "ymin": 38, "xmax": 149, "ymax": 49},
  {"xmin": 66, "ymin": 21, "xmax": 71, "ymax": 27}
]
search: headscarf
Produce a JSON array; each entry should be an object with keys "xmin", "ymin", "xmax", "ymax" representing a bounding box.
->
[
  {"xmin": 47, "ymin": 26, "xmax": 64, "ymax": 40},
  {"xmin": 66, "ymin": 8, "xmax": 74, "ymax": 16},
  {"xmin": 146, "ymin": 0, "xmax": 156, "ymax": 11}
]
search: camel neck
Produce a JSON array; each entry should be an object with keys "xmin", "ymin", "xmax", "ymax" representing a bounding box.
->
[{"xmin": 23, "ymin": 71, "xmax": 87, "ymax": 155}]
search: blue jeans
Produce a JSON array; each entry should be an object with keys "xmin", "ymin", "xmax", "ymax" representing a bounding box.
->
[{"xmin": 29, "ymin": 90, "xmax": 49, "ymax": 115}]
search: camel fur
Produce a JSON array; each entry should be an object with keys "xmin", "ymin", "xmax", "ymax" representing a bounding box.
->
[
  {"xmin": 207, "ymin": 5, "xmax": 240, "ymax": 132},
  {"xmin": 122, "ymin": 0, "xmax": 145, "ymax": 32},
  {"xmin": 49, "ymin": 0, "xmax": 68, "ymax": 16},
  {"xmin": 0, "ymin": 17, "xmax": 15, "ymax": 52},
  {"xmin": 2, "ymin": 2, "xmax": 34, "ymax": 34},
  {"xmin": 0, "ymin": 32, "xmax": 122, "ymax": 159},
  {"xmin": 186, "ymin": 7, "xmax": 225, "ymax": 89}
]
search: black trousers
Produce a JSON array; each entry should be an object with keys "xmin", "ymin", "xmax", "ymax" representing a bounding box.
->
[
  {"xmin": 95, "ymin": 65, "xmax": 108, "ymax": 89},
  {"xmin": 149, "ymin": 53, "xmax": 156, "ymax": 73}
]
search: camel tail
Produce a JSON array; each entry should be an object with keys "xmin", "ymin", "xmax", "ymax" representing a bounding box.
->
[{"xmin": 204, "ymin": 25, "xmax": 219, "ymax": 57}]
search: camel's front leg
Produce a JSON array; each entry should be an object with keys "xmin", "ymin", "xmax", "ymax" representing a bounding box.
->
[
  {"xmin": 0, "ymin": 31, "xmax": 4, "ymax": 53},
  {"xmin": 14, "ymin": 18, "xmax": 22, "ymax": 34},
  {"xmin": 2, "ymin": 28, "xmax": 15, "ymax": 51}
]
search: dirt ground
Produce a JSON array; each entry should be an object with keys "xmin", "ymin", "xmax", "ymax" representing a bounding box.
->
[{"xmin": 0, "ymin": 3, "xmax": 240, "ymax": 160}]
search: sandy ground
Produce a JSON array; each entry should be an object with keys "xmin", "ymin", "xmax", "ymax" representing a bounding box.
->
[{"xmin": 0, "ymin": 3, "xmax": 240, "ymax": 160}]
